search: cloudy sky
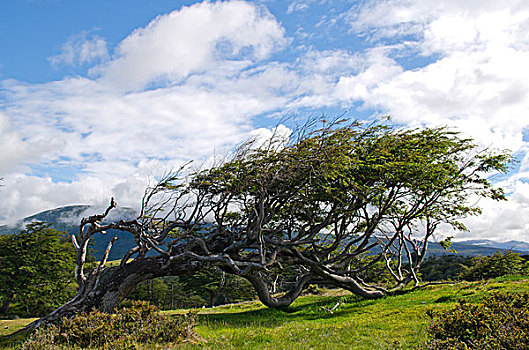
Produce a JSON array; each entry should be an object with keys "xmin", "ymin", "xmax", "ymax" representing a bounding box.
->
[{"xmin": 1, "ymin": 0, "xmax": 528, "ymax": 242}]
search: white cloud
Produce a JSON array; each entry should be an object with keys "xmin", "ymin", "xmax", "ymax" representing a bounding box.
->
[
  {"xmin": 249, "ymin": 124, "xmax": 292, "ymax": 150},
  {"xmin": 301, "ymin": 1, "xmax": 525, "ymax": 152},
  {"xmin": 1, "ymin": 75, "xmax": 277, "ymax": 177},
  {"xmin": 287, "ymin": 1, "xmax": 311, "ymax": 14},
  {"xmin": 0, "ymin": 111, "xmax": 64, "ymax": 174},
  {"xmin": 0, "ymin": 1, "xmax": 292, "ymax": 224},
  {"xmin": 0, "ymin": 174, "xmax": 109, "ymax": 225},
  {"xmin": 337, "ymin": 0, "xmax": 529, "ymax": 241},
  {"xmin": 347, "ymin": 0, "xmax": 525, "ymax": 38},
  {"xmin": 460, "ymin": 181, "xmax": 529, "ymax": 242},
  {"xmin": 335, "ymin": 48, "xmax": 529, "ymax": 150},
  {"xmin": 95, "ymin": 1, "xmax": 286, "ymax": 91},
  {"xmin": 2, "ymin": 0, "xmax": 529, "ymax": 245},
  {"xmin": 49, "ymin": 31, "xmax": 109, "ymax": 67}
]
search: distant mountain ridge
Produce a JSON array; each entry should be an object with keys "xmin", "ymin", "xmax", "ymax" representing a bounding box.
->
[
  {"xmin": 456, "ymin": 239, "xmax": 529, "ymax": 252},
  {"xmin": 1, "ymin": 206, "xmax": 528, "ymax": 260}
]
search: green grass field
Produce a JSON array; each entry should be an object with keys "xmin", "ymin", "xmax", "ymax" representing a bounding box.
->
[{"xmin": 2, "ymin": 276, "xmax": 529, "ymax": 349}]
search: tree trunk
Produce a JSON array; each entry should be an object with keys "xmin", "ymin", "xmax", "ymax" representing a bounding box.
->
[
  {"xmin": 244, "ymin": 272, "xmax": 313, "ymax": 308},
  {"xmin": 1, "ymin": 299, "xmax": 10, "ymax": 315}
]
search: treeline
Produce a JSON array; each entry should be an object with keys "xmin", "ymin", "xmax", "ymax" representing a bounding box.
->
[
  {"xmin": 126, "ymin": 269, "xmax": 256, "ymax": 309},
  {"xmin": 419, "ymin": 251, "xmax": 529, "ymax": 282}
]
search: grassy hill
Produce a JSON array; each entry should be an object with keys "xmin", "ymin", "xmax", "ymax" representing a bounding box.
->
[{"xmin": 2, "ymin": 276, "xmax": 529, "ymax": 349}]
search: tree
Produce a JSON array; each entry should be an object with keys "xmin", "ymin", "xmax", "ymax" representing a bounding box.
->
[
  {"xmin": 21, "ymin": 119, "xmax": 511, "ymax": 331},
  {"xmin": 0, "ymin": 222, "xmax": 76, "ymax": 316}
]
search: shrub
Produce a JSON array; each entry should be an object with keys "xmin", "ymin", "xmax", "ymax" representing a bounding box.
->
[
  {"xmin": 302, "ymin": 284, "xmax": 325, "ymax": 295},
  {"xmin": 20, "ymin": 301, "xmax": 198, "ymax": 349},
  {"xmin": 423, "ymin": 291, "xmax": 529, "ymax": 349}
]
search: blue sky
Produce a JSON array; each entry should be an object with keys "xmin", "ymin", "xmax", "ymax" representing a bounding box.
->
[{"xmin": 1, "ymin": 0, "xmax": 529, "ymax": 242}]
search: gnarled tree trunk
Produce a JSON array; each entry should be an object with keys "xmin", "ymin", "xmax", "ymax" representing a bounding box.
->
[{"xmin": 23, "ymin": 255, "xmax": 206, "ymax": 332}]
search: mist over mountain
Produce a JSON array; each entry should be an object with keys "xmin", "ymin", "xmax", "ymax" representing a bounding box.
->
[{"xmin": 456, "ymin": 239, "xmax": 529, "ymax": 253}]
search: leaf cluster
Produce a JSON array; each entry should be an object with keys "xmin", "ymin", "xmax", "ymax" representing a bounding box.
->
[
  {"xmin": 196, "ymin": 122, "xmax": 509, "ymax": 235},
  {"xmin": 419, "ymin": 255, "xmax": 473, "ymax": 282}
]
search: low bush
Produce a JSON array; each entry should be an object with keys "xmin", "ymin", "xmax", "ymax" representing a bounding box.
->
[
  {"xmin": 423, "ymin": 291, "xmax": 529, "ymax": 349},
  {"xmin": 19, "ymin": 301, "xmax": 198, "ymax": 349}
]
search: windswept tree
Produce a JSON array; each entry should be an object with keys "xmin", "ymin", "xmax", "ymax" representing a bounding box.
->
[{"xmin": 22, "ymin": 119, "xmax": 511, "ymax": 330}]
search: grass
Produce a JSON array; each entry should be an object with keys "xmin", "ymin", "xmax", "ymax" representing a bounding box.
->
[
  {"xmin": 2, "ymin": 276, "xmax": 529, "ymax": 349},
  {"xmin": 0, "ymin": 318, "xmax": 36, "ymax": 338}
]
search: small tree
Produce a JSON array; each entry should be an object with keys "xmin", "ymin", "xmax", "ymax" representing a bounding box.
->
[
  {"xmin": 19, "ymin": 119, "xmax": 511, "ymax": 331},
  {"xmin": 0, "ymin": 222, "xmax": 76, "ymax": 316}
]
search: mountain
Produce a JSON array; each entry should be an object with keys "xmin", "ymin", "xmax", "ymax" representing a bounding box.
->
[
  {"xmin": 0, "ymin": 205, "xmax": 138, "ymax": 261},
  {"xmin": 426, "ymin": 241, "xmax": 528, "ymax": 257},
  {"xmin": 456, "ymin": 239, "xmax": 529, "ymax": 252},
  {"xmin": 2, "ymin": 206, "xmax": 528, "ymax": 260},
  {"xmin": 366, "ymin": 238, "xmax": 529, "ymax": 258}
]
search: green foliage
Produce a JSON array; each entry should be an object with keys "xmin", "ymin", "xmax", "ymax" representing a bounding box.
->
[
  {"xmin": 19, "ymin": 301, "xmax": 198, "ymax": 349},
  {"xmin": 0, "ymin": 222, "xmax": 76, "ymax": 317},
  {"xmin": 200, "ymin": 124, "xmax": 510, "ymax": 232},
  {"xmin": 179, "ymin": 268, "xmax": 255, "ymax": 306},
  {"xmin": 419, "ymin": 253, "xmax": 529, "ymax": 283},
  {"xmin": 438, "ymin": 237, "xmax": 456, "ymax": 253},
  {"xmin": 424, "ymin": 291, "xmax": 529, "ymax": 349},
  {"xmin": 302, "ymin": 284, "xmax": 326, "ymax": 295},
  {"xmin": 419, "ymin": 255, "xmax": 473, "ymax": 282},
  {"xmin": 127, "ymin": 277, "xmax": 180, "ymax": 308},
  {"xmin": 458, "ymin": 251, "xmax": 529, "ymax": 281},
  {"xmin": 188, "ymin": 120, "xmax": 512, "ymax": 299}
]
